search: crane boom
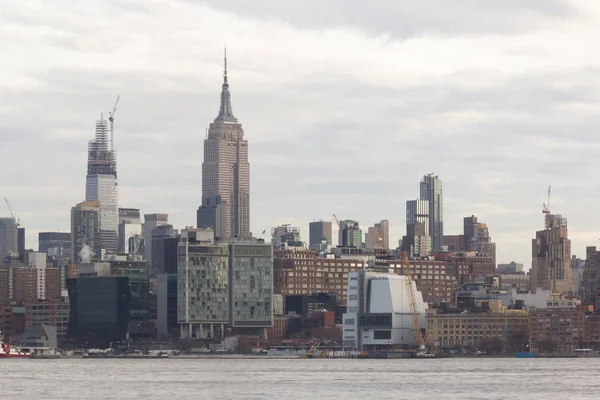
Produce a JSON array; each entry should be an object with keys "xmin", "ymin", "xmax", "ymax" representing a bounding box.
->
[
  {"xmin": 402, "ymin": 251, "xmax": 424, "ymax": 348},
  {"xmin": 332, "ymin": 214, "xmax": 340, "ymax": 228},
  {"xmin": 3, "ymin": 197, "xmax": 20, "ymax": 227},
  {"xmin": 108, "ymin": 95, "xmax": 120, "ymax": 151}
]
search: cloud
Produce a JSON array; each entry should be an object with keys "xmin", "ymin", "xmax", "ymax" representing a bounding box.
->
[{"xmin": 1, "ymin": 0, "xmax": 600, "ymax": 267}]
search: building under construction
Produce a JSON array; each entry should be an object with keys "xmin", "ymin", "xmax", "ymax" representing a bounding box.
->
[
  {"xmin": 530, "ymin": 213, "xmax": 572, "ymax": 296},
  {"xmin": 85, "ymin": 98, "xmax": 120, "ymax": 257}
]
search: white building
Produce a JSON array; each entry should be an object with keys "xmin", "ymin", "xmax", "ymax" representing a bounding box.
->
[
  {"xmin": 28, "ymin": 252, "xmax": 48, "ymax": 300},
  {"xmin": 343, "ymin": 271, "xmax": 427, "ymax": 351}
]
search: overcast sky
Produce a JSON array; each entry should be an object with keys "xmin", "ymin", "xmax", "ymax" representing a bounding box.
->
[{"xmin": 1, "ymin": 0, "xmax": 600, "ymax": 267}]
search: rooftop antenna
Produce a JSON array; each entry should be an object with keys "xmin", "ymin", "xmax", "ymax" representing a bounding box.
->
[{"xmin": 108, "ymin": 95, "xmax": 120, "ymax": 151}]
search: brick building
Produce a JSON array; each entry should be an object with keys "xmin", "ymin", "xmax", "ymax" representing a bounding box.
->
[
  {"xmin": 25, "ymin": 301, "xmax": 70, "ymax": 341},
  {"xmin": 273, "ymin": 250, "xmax": 366, "ymax": 303},
  {"xmin": 530, "ymin": 300, "xmax": 587, "ymax": 353}
]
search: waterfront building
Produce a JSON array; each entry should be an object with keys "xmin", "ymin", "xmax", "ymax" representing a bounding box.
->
[
  {"xmin": 67, "ymin": 276, "xmax": 131, "ymax": 345},
  {"xmin": 38, "ymin": 232, "xmax": 71, "ymax": 264},
  {"xmin": 342, "ymin": 271, "xmax": 427, "ymax": 351},
  {"xmin": 426, "ymin": 307, "xmax": 530, "ymax": 353},
  {"xmin": 530, "ymin": 301, "xmax": 586, "ymax": 353},
  {"xmin": 25, "ymin": 300, "xmax": 69, "ymax": 341},
  {"xmin": 71, "ymin": 201, "xmax": 101, "ymax": 262},
  {"xmin": 201, "ymin": 52, "xmax": 250, "ymax": 239},
  {"xmin": 366, "ymin": 220, "xmax": 389, "ymax": 250},
  {"xmin": 530, "ymin": 213, "xmax": 572, "ymax": 295},
  {"xmin": 309, "ymin": 221, "xmax": 333, "ymax": 251},
  {"xmin": 0, "ymin": 217, "xmax": 18, "ymax": 261},
  {"xmin": 177, "ymin": 229, "xmax": 272, "ymax": 339},
  {"xmin": 420, "ymin": 174, "xmax": 443, "ymax": 252},
  {"xmin": 85, "ymin": 115, "xmax": 119, "ymax": 256},
  {"xmin": 338, "ymin": 220, "xmax": 361, "ymax": 248}
]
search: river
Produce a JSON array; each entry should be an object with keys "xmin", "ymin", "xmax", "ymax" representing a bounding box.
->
[{"xmin": 2, "ymin": 357, "xmax": 599, "ymax": 399}]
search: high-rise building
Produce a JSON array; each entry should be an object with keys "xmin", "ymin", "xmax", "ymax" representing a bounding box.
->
[
  {"xmin": 406, "ymin": 200, "xmax": 430, "ymax": 236},
  {"xmin": 338, "ymin": 220, "xmax": 362, "ymax": 248},
  {"xmin": 118, "ymin": 208, "xmax": 142, "ymax": 254},
  {"xmin": 201, "ymin": 52, "xmax": 250, "ymax": 239},
  {"xmin": 0, "ymin": 218, "xmax": 18, "ymax": 261},
  {"xmin": 309, "ymin": 221, "xmax": 332, "ymax": 251},
  {"xmin": 85, "ymin": 115, "xmax": 119, "ymax": 257},
  {"xmin": 420, "ymin": 174, "xmax": 443, "ymax": 251},
  {"xmin": 178, "ymin": 228, "xmax": 272, "ymax": 339},
  {"xmin": 366, "ymin": 220, "xmax": 389, "ymax": 249},
  {"xmin": 463, "ymin": 215, "xmax": 496, "ymax": 265},
  {"xmin": 197, "ymin": 196, "xmax": 227, "ymax": 239},
  {"xmin": 530, "ymin": 213, "xmax": 572, "ymax": 295},
  {"xmin": 39, "ymin": 232, "xmax": 71, "ymax": 264},
  {"xmin": 71, "ymin": 201, "xmax": 101, "ymax": 263},
  {"xmin": 143, "ymin": 213, "xmax": 168, "ymax": 263}
]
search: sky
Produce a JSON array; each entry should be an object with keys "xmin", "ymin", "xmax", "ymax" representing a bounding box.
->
[{"xmin": 1, "ymin": 0, "xmax": 600, "ymax": 268}]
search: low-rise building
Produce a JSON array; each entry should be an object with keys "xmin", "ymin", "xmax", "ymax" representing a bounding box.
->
[
  {"xmin": 530, "ymin": 300, "xmax": 587, "ymax": 353},
  {"xmin": 25, "ymin": 301, "xmax": 69, "ymax": 341},
  {"xmin": 426, "ymin": 307, "xmax": 530, "ymax": 353}
]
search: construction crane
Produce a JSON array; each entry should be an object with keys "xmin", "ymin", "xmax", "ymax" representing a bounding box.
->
[
  {"xmin": 401, "ymin": 251, "xmax": 425, "ymax": 350},
  {"xmin": 332, "ymin": 213, "xmax": 340, "ymax": 228},
  {"xmin": 108, "ymin": 95, "xmax": 120, "ymax": 151},
  {"xmin": 3, "ymin": 197, "xmax": 20, "ymax": 227}
]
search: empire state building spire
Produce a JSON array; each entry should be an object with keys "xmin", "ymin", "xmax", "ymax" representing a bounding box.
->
[{"xmin": 216, "ymin": 47, "xmax": 237, "ymax": 123}]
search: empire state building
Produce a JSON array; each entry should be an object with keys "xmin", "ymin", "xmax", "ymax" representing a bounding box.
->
[{"xmin": 197, "ymin": 52, "xmax": 250, "ymax": 239}]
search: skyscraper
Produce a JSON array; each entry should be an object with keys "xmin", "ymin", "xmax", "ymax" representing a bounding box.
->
[
  {"xmin": 85, "ymin": 115, "xmax": 118, "ymax": 256},
  {"xmin": 39, "ymin": 232, "xmax": 72, "ymax": 264},
  {"xmin": 531, "ymin": 213, "xmax": 572, "ymax": 295},
  {"xmin": 420, "ymin": 174, "xmax": 443, "ymax": 252},
  {"xmin": 406, "ymin": 200, "xmax": 430, "ymax": 235},
  {"xmin": 201, "ymin": 51, "xmax": 250, "ymax": 239},
  {"xmin": 0, "ymin": 217, "xmax": 18, "ymax": 261},
  {"xmin": 309, "ymin": 220, "xmax": 332, "ymax": 251},
  {"xmin": 71, "ymin": 201, "xmax": 101, "ymax": 262}
]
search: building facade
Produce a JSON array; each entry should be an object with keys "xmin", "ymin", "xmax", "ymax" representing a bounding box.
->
[
  {"xmin": 338, "ymin": 220, "xmax": 362, "ymax": 248},
  {"xmin": 201, "ymin": 53, "xmax": 250, "ymax": 239},
  {"xmin": 85, "ymin": 116, "xmax": 119, "ymax": 257},
  {"xmin": 71, "ymin": 201, "xmax": 101, "ymax": 263},
  {"xmin": 343, "ymin": 272, "xmax": 428, "ymax": 351},
  {"xmin": 143, "ymin": 213, "xmax": 168, "ymax": 263},
  {"xmin": 177, "ymin": 229, "xmax": 272, "ymax": 339},
  {"xmin": 197, "ymin": 196, "xmax": 227, "ymax": 239},
  {"xmin": 118, "ymin": 208, "xmax": 142, "ymax": 254},
  {"xmin": 366, "ymin": 220, "xmax": 389, "ymax": 250},
  {"xmin": 420, "ymin": 174, "xmax": 443, "ymax": 251},
  {"xmin": 406, "ymin": 200, "xmax": 430, "ymax": 236}
]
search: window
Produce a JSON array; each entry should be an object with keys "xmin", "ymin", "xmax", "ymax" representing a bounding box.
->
[
  {"xmin": 348, "ymin": 294, "xmax": 358, "ymax": 301},
  {"xmin": 344, "ymin": 318, "xmax": 355, "ymax": 325},
  {"xmin": 374, "ymin": 330, "xmax": 392, "ymax": 340}
]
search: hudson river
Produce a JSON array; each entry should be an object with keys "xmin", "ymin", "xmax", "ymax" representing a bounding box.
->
[{"xmin": 3, "ymin": 358, "xmax": 600, "ymax": 399}]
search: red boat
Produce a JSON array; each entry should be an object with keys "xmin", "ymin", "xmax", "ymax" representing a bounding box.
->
[{"xmin": 0, "ymin": 331, "xmax": 31, "ymax": 359}]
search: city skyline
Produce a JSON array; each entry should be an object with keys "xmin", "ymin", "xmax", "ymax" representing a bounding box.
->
[{"xmin": 3, "ymin": 1, "xmax": 600, "ymax": 267}]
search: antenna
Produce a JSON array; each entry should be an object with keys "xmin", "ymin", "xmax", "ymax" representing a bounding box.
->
[{"xmin": 108, "ymin": 95, "xmax": 120, "ymax": 151}]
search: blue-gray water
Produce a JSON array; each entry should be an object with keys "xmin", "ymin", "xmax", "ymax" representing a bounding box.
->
[{"xmin": 3, "ymin": 358, "xmax": 600, "ymax": 399}]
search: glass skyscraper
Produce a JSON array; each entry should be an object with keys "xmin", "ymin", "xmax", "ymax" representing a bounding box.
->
[{"xmin": 86, "ymin": 116, "xmax": 119, "ymax": 256}]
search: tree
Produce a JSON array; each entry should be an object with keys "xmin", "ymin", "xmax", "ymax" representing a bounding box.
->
[
  {"xmin": 506, "ymin": 332, "xmax": 529, "ymax": 353},
  {"xmin": 537, "ymin": 339, "xmax": 557, "ymax": 353},
  {"xmin": 476, "ymin": 337, "xmax": 504, "ymax": 354}
]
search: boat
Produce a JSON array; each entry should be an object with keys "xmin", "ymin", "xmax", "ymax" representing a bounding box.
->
[
  {"xmin": 0, "ymin": 330, "xmax": 31, "ymax": 359},
  {"xmin": 515, "ymin": 352, "xmax": 537, "ymax": 358}
]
